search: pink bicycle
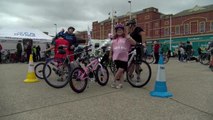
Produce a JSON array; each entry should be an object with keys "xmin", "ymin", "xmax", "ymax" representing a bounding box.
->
[{"xmin": 69, "ymin": 56, "xmax": 109, "ymax": 93}]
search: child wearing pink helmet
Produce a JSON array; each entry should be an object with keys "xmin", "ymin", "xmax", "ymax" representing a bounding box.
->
[{"xmin": 109, "ymin": 23, "xmax": 136, "ymax": 89}]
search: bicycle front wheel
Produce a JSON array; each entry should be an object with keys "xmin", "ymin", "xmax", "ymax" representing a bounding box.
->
[
  {"xmin": 145, "ymin": 54, "xmax": 154, "ymax": 64},
  {"xmin": 126, "ymin": 60, "xmax": 152, "ymax": 88},
  {"xmin": 69, "ymin": 67, "xmax": 88, "ymax": 93},
  {"xmin": 109, "ymin": 60, "xmax": 117, "ymax": 75},
  {"xmin": 43, "ymin": 58, "xmax": 71, "ymax": 88},
  {"xmin": 95, "ymin": 65, "xmax": 109, "ymax": 86},
  {"xmin": 163, "ymin": 55, "xmax": 169, "ymax": 64},
  {"xmin": 200, "ymin": 54, "xmax": 210, "ymax": 65}
]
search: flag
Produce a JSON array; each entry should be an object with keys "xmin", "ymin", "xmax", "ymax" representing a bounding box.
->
[{"xmin": 87, "ymin": 26, "xmax": 92, "ymax": 45}]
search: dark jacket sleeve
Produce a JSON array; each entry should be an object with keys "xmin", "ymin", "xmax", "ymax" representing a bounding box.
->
[{"xmin": 73, "ymin": 35, "xmax": 78, "ymax": 47}]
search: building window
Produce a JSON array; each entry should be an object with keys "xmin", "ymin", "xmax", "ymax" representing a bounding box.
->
[
  {"xmin": 145, "ymin": 23, "xmax": 149, "ymax": 29},
  {"xmin": 184, "ymin": 24, "xmax": 190, "ymax": 34},
  {"xmin": 155, "ymin": 30, "xmax": 159, "ymax": 35},
  {"xmin": 199, "ymin": 22, "xmax": 205, "ymax": 33},
  {"xmin": 175, "ymin": 26, "xmax": 180, "ymax": 35},
  {"xmin": 211, "ymin": 21, "xmax": 213, "ymax": 31},
  {"xmin": 164, "ymin": 27, "xmax": 170, "ymax": 36},
  {"xmin": 145, "ymin": 15, "xmax": 150, "ymax": 20},
  {"xmin": 154, "ymin": 22, "xmax": 159, "ymax": 28},
  {"xmin": 165, "ymin": 21, "xmax": 169, "ymax": 25}
]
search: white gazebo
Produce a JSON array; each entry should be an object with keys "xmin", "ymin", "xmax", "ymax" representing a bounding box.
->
[
  {"xmin": 0, "ymin": 27, "xmax": 52, "ymax": 51},
  {"xmin": 0, "ymin": 27, "xmax": 52, "ymax": 42}
]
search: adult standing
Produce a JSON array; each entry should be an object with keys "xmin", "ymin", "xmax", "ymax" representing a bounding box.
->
[
  {"xmin": 46, "ymin": 43, "xmax": 51, "ymax": 58},
  {"xmin": 36, "ymin": 45, "xmax": 41, "ymax": 61},
  {"xmin": 185, "ymin": 41, "xmax": 193, "ymax": 60},
  {"xmin": 126, "ymin": 19, "xmax": 146, "ymax": 63},
  {"xmin": 32, "ymin": 46, "xmax": 37, "ymax": 62},
  {"xmin": 0, "ymin": 43, "xmax": 2, "ymax": 63},
  {"xmin": 63, "ymin": 26, "xmax": 78, "ymax": 61},
  {"xmin": 178, "ymin": 42, "xmax": 183, "ymax": 61},
  {"xmin": 26, "ymin": 42, "xmax": 32, "ymax": 63},
  {"xmin": 16, "ymin": 41, "xmax": 22, "ymax": 62},
  {"xmin": 153, "ymin": 41, "xmax": 160, "ymax": 64},
  {"xmin": 161, "ymin": 43, "xmax": 169, "ymax": 57}
]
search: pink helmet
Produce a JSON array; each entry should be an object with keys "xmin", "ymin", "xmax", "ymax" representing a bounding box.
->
[{"xmin": 115, "ymin": 23, "xmax": 124, "ymax": 30}]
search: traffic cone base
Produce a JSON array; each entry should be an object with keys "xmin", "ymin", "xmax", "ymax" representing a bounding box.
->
[
  {"xmin": 150, "ymin": 81, "xmax": 173, "ymax": 98},
  {"xmin": 24, "ymin": 72, "xmax": 39, "ymax": 83},
  {"xmin": 23, "ymin": 54, "xmax": 39, "ymax": 83}
]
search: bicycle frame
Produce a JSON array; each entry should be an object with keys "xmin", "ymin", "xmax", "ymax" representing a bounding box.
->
[
  {"xmin": 128, "ymin": 49, "xmax": 137, "ymax": 67},
  {"xmin": 78, "ymin": 58, "xmax": 98, "ymax": 80},
  {"xmin": 78, "ymin": 57, "xmax": 105, "ymax": 81}
]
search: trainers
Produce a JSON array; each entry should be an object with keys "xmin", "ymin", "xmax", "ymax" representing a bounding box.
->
[{"xmin": 116, "ymin": 83, "xmax": 123, "ymax": 89}]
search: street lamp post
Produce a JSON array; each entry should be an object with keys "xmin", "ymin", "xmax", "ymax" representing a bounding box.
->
[
  {"xmin": 128, "ymin": 0, "xmax": 132, "ymax": 19},
  {"xmin": 54, "ymin": 24, "xmax": 57, "ymax": 35},
  {"xmin": 169, "ymin": 15, "xmax": 172, "ymax": 51},
  {"xmin": 109, "ymin": 10, "xmax": 116, "ymax": 36}
]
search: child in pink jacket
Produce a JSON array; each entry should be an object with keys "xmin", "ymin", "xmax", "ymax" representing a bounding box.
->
[{"xmin": 109, "ymin": 24, "xmax": 136, "ymax": 89}]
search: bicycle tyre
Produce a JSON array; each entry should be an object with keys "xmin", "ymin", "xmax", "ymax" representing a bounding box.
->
[
  {"xmin": 43, "ymin": 58, "xmax": 71, "ymax": 88},
  {"xmin": 145, "ymin": 54, "xmax": 154, "ymax": 64},
  {"xmin": 95, "ymin": 65, "xmax": 109, "ymax": 86},
  {"xmin": 126, "ymin": 60, "xmax": 152, "ymax": 88},
  {"xmin": 35, "ymin": 62, "xmax": 51, "ymax": 79},
  {"xmin": 163, "ymin": 55, "xmax": 169, "ymax": 64},
  {"xmin": 201, "ymin": 54, "xmax": 210, "ymax": 65},
  {"xmin": 69, "ymin": 67, "xmax": 88, "ymax": 93}
]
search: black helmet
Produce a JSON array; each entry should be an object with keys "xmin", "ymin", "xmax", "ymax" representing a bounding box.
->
[
  {"xmin": 126, "ymin": 19, "xmax": 136, "ymax": 26},
  {"xmin": 68, "ymin": 26, "xmax": 75, "ymax": 31}
]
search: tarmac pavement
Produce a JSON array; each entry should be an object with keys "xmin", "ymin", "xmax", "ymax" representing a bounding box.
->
[{"xmin": 0, "ymin": 59, "xmax": 213, "ymax": 120}]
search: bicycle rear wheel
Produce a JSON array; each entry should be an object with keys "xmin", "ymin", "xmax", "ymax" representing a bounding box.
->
[
  {"xmin": 126, "ymin": 60, "xmax": 152, "ymax": 88},
  {"xmin": 35, "ymin": 62, "xmax": 51, "ymax": 79},
  {"xmin": 43, "ymin": 58, "xmax": 71, "ymax": 88},
  {"xmin": 69, "ymin": 67, "xmax": 88, "ymax": 93}
]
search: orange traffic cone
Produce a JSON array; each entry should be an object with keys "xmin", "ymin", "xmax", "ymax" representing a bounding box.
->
[{"xmin": 24, "ymin": 54, "xmax": 39, "ymax": 83}]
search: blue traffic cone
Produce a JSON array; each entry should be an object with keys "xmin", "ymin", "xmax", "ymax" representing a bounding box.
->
[{"xmin": 150, "ymin": 54, "xmax": 173, "ymax": 98}]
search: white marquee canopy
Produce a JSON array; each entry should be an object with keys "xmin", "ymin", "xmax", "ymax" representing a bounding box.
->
[{"xmin": 0, "ymin": 27, "xmax": 52, "ymax": 43}]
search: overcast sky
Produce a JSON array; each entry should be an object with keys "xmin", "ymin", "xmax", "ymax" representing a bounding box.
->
[{"xmin": 0, "ymin": 0, "xmax": 213, "ymax": 36}]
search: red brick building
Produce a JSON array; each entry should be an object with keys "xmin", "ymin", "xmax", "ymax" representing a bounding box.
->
[
  {"xmin": 75, "ymin": 31, "xmax": 88, "ymax": 44},
  {"xmin": 91, "ymin": 4, "xmax": 213, "ymax": 55},
  {"xmin": 92, "ymin": 5, "xmax": 213, "ymax": 40}
]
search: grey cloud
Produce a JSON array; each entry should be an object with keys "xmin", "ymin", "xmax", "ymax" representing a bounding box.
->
[{"xmin": 0, "ymin": 0, "xmax": 213, "ymax": 35}]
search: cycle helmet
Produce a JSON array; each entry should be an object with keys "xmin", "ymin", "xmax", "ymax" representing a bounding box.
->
[
  {"xmin": 126, "ymin": 19, "xmax": 136, "ymax": 26},
  {"xmin": 115, "ymin": 23, "xmax": 124, "ymax": 30},
  {"xmin": 68, "ymin": 26, "xmax": 75, "ymax": 31}
]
